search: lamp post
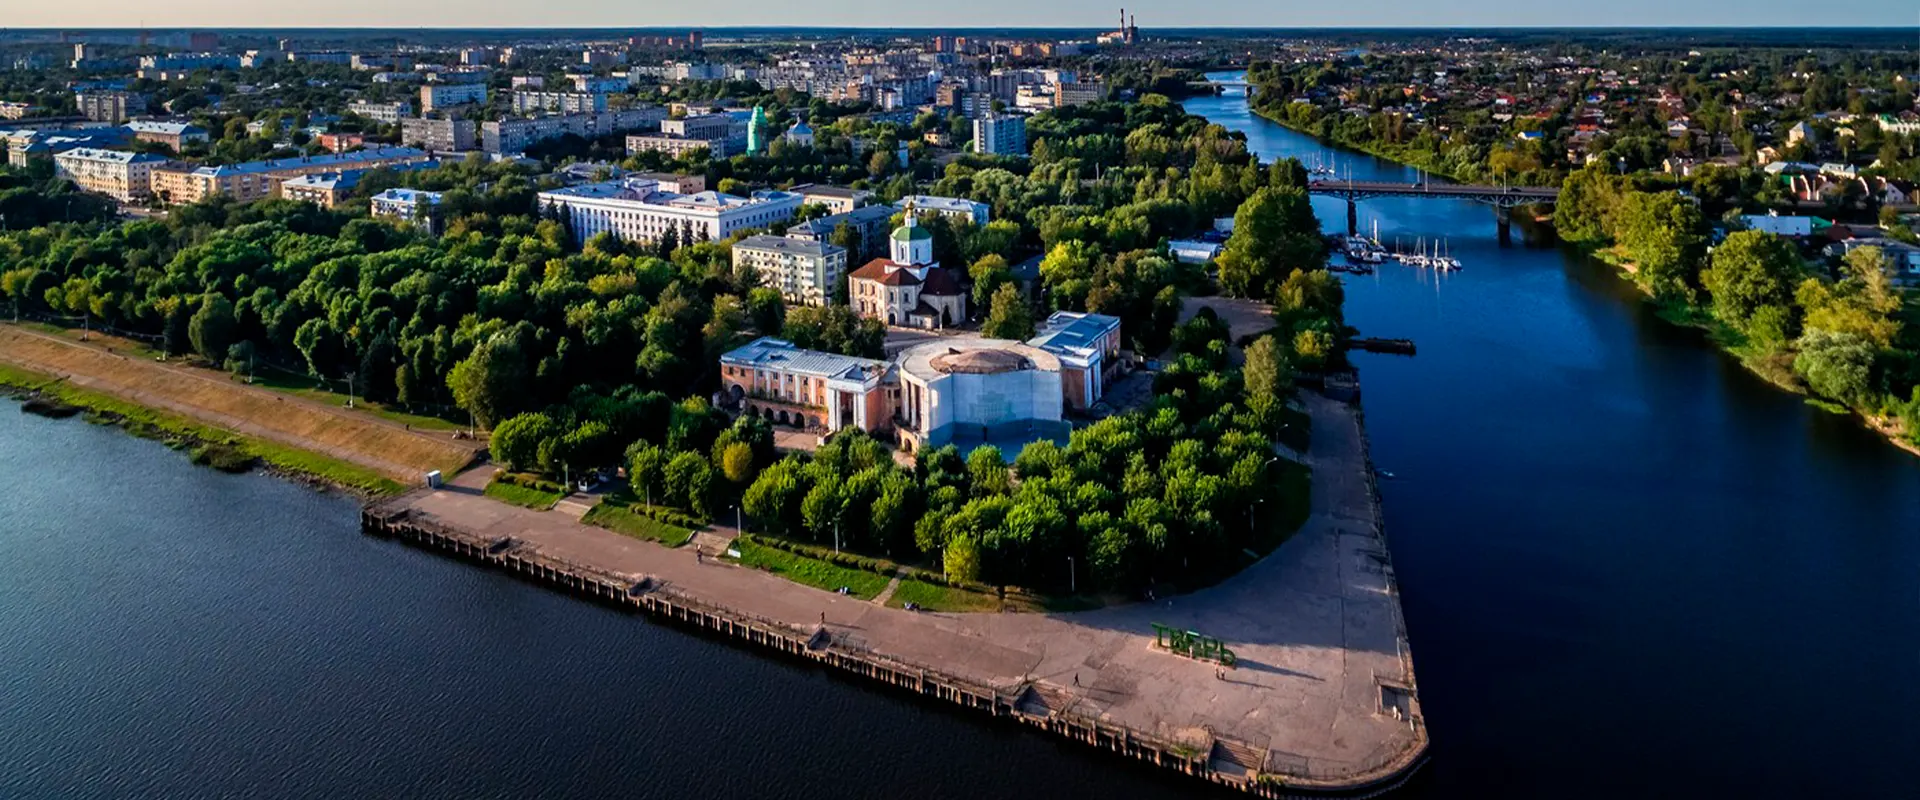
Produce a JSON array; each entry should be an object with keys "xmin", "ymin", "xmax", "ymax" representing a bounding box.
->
[
  {"xmin": 1067, "ymin": 556, "xmax": 1075, "ymax": 594},
  {"xmin": 344, "ymin": 371, "xmax": 357, "ymax": 409}
]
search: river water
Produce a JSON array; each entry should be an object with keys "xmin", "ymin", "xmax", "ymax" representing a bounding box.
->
[
  {"xmin": 0, "ymin": 81, "xmax": 1915, "ymax": 800},
  {"xmin": 1187, "ymin": 74, "xmax": 1920, "ymax": 796}
]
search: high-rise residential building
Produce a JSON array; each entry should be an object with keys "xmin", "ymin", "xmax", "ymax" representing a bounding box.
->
[
  {"xmin": 75, "ymin": 91, "xmax": 145, "ymax": 122},
  {"xmin": 731, "ymin": 235, "xmax": 848, "ymax": 307},
  {"xmin": 400, "ymin": 117, "xmax": 477, "ymax": 152},
  {"xmin": 52, "ymin": 147, "xmax": 167, "ymax": 203},
  {"xmin": 972, "ymin": 115, "xmax": 1027, "ymax": 156},
  {"xmin": 419, "ymin": 82, "xmax": 486, "ymax": 113},
  {"xmin": 484, "ymin": 107, "xmax": 664, "ymax": 154},
  {"xmin": 536, "ymin": 177, "xmax": 802, "ymax": 245}
]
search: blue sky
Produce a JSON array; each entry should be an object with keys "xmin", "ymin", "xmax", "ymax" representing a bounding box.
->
[{"xmin": 9, "ymin": 1, "xmax": 1914, "ymax": 29}]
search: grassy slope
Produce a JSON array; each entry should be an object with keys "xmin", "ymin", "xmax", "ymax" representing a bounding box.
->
[
  {"xmin": 482, "ymin": 478, "xmax": 563, "ymax": 510},
  {"xmin": 0, "ymin": 361, "xmax": 405, "ymax": 495},
  {"xmin": 730, "ymin": 538, "xmax": 893, "ymax": 600},
  {"xmin": 581, "ymin": 502, "xmax": 694, "ymax": 547}
]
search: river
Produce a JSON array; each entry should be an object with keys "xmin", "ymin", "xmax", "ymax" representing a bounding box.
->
[
  {"xmin": 0, "ymin": 82, "xmax": 1915, "ymax": 800},
  {"xmin": 1186, "ymin": 74, "xmax": 1920, "ymax": 796}
]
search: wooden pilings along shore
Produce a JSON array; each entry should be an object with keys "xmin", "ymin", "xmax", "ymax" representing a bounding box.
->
[{"xmin": 360, "ymin": 501, "xmax": 1415, "ymax": 798}]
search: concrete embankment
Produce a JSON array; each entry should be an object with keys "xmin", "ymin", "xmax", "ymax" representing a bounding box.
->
[{"xmin": 360, "ymin": 384, "xmax": 1427, "ymax": 797}]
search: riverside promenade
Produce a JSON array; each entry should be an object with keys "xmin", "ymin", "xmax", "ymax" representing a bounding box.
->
[{"xmin": 365, "ymin": 389, "xmax": 1426, "ymax": 795}]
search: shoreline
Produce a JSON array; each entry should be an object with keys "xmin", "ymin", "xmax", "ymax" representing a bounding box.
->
[
  {"xmin": 1231, "ymin": 96, "xmax": 1920, "ymax": 460},
  {"xmin": 0, "ymin": 322, "xmax": 482, "ymax": 496},
  {"xmin": 360, "ymin": 382, "xmax": 1427, "ymax": 796},
  {"xmin": 0, "ymin": 361, "xmax": 401, "ymax": 500},
  {"xmin": 1588, "ymin": 249, "xmax": 1920, "ymax": 459}
]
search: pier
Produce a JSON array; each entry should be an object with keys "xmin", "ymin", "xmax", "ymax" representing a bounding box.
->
[{"xmin": 361, "ymin": 387, "xmax": 1426, "ymax": 796}]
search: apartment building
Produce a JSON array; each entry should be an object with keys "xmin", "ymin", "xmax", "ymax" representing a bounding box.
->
[
  {"xmin": 482, "ymin": 107, "xmax": 664, "ymax": 154},
  {"xmin": 972, "ymin": 114, "xmax": 1027, "ymax": 156},
  {"xmin": 370, "ymin": 187, "xmax": 445, "ymax": 233},
  {"xmin": 625, "ymin": 132, "xmax": 731, "ymax": 159},
  {"xmin": 125, "ymin": 120, "xmax": 209, "ymax": 150},
  {"xmin": 75, "ymin": 91, "xmax": 145, "ymax": 122},
  {"xmin": 149, "ymin": 146, "xmax": 430, "ymax": 205},
  {"xmin": 731, "ymin": 235, "xmax": 848, "ymax": 307},
  {"xmin": 787, "ymin": 183, "xmax": 871, "ymax": 214},
  {"xmin": 52, "ymin": 147, "xmax": 167, "ymax": 203},
  {"xmin": 571, "ymin": 75, "xmax": 628, "ymax": 94},
  {"xmin": 419, "ymin": 82, "xmax": 486, "ymax": 113},
  {"xmin": 510, "ymin": 91, "xmax": 608, "ymax": 115},
  {"xmin": 536, "ymin": 177, "xmax": 801, "ymax": 245},
  {"xmin": 783, "ymin": 203, "xmax": 896, "ymax": 261},
  {"xmin": 278, "ymin": 170, "xmax": 363, "ymax": 209},
  {"xmin": 897, "ymin": 194, "xmax": 990, "ymax": 226},
  {"xmin": 400, "ymin": 117, "xmax": 477, "ymax": 151},
  {"xmin": 347, "ymin": 100, "xmax": 414, "ymax": 123}
]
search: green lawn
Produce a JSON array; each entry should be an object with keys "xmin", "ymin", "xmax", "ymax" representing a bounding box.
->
[
  {"xmin": 483, "ymin": 477, "xmax": 563, "ymax": 510},
  {"xmin": 886, "ymin": 579, "xmax": 1006, "ymax": 612},
  {"xmin": 0, "ymin": 361, "xmax": 404, "ymax": 495},
  {"xmin": 582, "ymin": 502, "xmax": 694, "ymax": 547},
  {"xmin": 1252, "ymin": 459, "xmax": 1313, "ymax": 554},
  {"xmin": 730, "ymin": 538, "xmax": 893, "ymax": 600},
  {"xmin": 1277, "ymin": 404, "xmax": 1311, "ymax": 454}
]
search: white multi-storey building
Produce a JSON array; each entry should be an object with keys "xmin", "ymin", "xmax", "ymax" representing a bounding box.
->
[
  {"xmin": 51, "ymin": 147, "xmax": 166, "ymax": 203},
  {"xmin": 419, "ymin": 82, "xmax": 486, "ymax": 113},
  {"xmin": 348, "ymin": 100, "xmax": 414, "ymax": 123},
  {"xmin": 731, "ymin": 235, "xmax": 848, "ymax": 307},
  {"xmin": 510, "ymin": 91, "xmax": 608, "ymax": 115},
  {"xmin": 370, "ymin": 187, "xmax": 445, "ymax": 233},
  {"xmin": 536, "ymin": 178, "xmax": 802, "ymax": 245}
]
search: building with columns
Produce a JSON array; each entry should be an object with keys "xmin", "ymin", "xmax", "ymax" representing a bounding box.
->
[
  {"xmin": 846, "ymin": 216, "xmax": 967, "ymax": 329},
  {"xmin": 719, "ymin": 337, "xmax": 894, "ymax": 433}
]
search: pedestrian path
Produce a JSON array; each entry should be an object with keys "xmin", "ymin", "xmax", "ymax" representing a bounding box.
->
[{"xmin": 871, "ymin": 568, "xmax": 909, "ymax": 605}]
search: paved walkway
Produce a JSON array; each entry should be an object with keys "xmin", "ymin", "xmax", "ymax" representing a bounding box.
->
[{"xmin": 387, "ymin": 391, "xmax": 1424, "ymax": 785}]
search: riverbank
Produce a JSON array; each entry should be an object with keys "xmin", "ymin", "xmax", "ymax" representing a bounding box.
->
[
  {"xmin": 0, "ymin": 323, "xmax": 481, "ymax": 496},
  {"xmin": 363, "ymin": 383, "xmax": 1426, "ymax": 795},
  {"xmin": 1588, "ymin": 248, "xmax": 1920, "ymax": 459},
  {"xmin": 1248, "ymin": 106, "xmax": 1464, "ymax": 184}
]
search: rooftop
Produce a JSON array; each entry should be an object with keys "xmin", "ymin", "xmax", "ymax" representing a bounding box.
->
[
  {"xmin": 1027, "ymin": 311, "xmax": 1121, "ymax": 361},
  {"xmin": 282, "ymin": 170, "xmax": 363, "ymax": 191},
  {"xmin": 734, "ymin": 235, "xmax": 841, "ymax": 258},
  {"xmin": 898, "ymin": 194, "xmax": 985, "ymax": 216},
  {"xmin": 125, "ymin": 120, "xmax": 203, "ymax": 136},
  {"xmin": 372, "ymin": 187, "xmax": 443, "ymax": 204},
  {"xmin": 898, "ymin": 336, "xmax": 1061, "ymax": 381},
  {"xmin": 55, "ymin": 146, "xmax": 166, "ymax": 164},
  {"xmin": 180, "ymin": 146, "xmax": 428, "ymax": 177},
  {"xmin": 540, "ymin": 178, "xmax": 796, "ymax": 212},
  {"xmin": 720, "ymin": 337, "xmax": 890, "ymax": 383}
]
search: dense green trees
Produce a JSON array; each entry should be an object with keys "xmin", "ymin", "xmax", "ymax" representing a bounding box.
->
[
  {"xmin": 1703, "ymin": 230, "xmax": 1802, "ymax": 333},
  {"xmin": 1217, "ymin": 187, "xmax": 1326, "ymax": 301},
  {"xmin": 981, "ymin": 283, "xmax": 1034, "ymax": 340}
]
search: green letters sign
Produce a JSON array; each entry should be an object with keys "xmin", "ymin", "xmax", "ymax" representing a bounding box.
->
[{"xmin": 1152, "ymin": 623, "xmax": 1237, "ymax": 667}]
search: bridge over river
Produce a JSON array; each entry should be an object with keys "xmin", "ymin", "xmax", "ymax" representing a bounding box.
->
[{"xmin": 1307, "ymin": 180, "xmax": 1561, "ymax": 243}]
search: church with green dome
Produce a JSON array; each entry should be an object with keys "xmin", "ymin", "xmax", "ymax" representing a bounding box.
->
[{"xmin": 846, "ymin": 214, "xmax": 968, "ymax": 329}]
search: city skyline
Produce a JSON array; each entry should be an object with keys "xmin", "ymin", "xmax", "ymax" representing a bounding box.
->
[{"xmin": 4, "ymin": 1, "xmax": 1914, "ymax": 30}]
